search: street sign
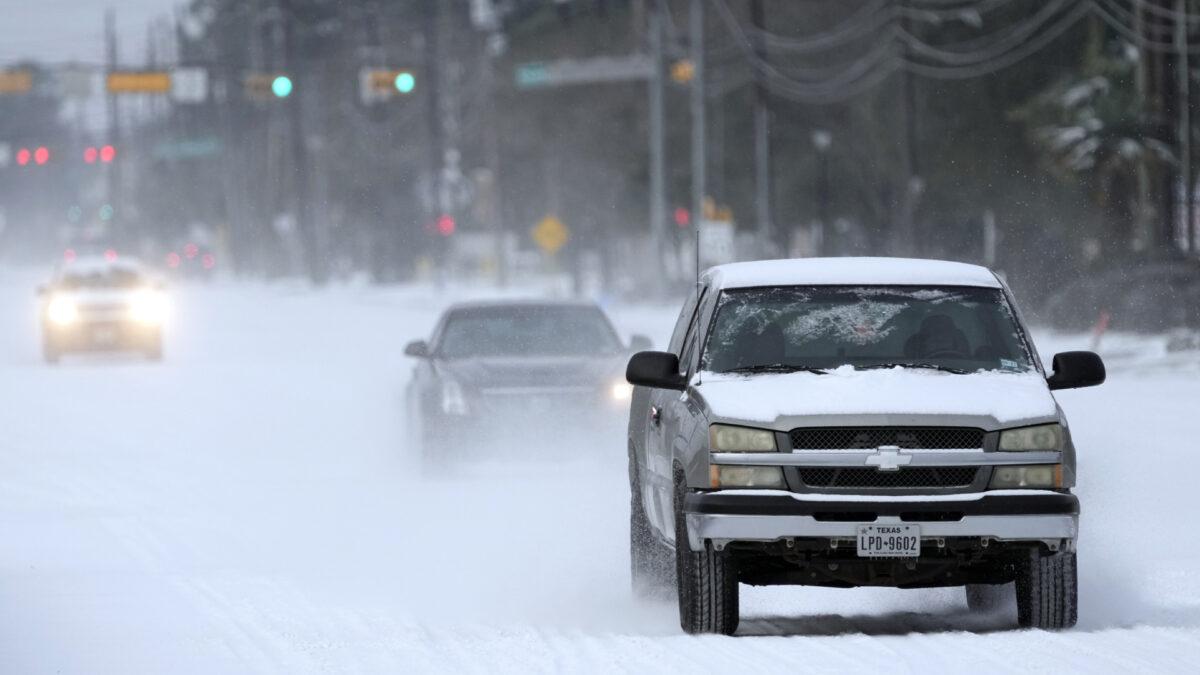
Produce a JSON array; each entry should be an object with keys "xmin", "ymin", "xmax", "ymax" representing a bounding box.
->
[
  {"xmin": 171, "ymin": 68, "xmax": 208, "ymax": 103},
  {"xmin": 55, "ymin": 68, "xmax": 94, "ymax": 98},
  {"xmin": 532, "ymin": 215, "xmax": 569, "ymax": 254},
  {"xmin": 515, "ymin": 55, "xmax": 653, "ymax": 89},
  {"xmin": 152, "ymin": 137, "xmax": 222, "ymax": 161},
  {"xmin": 107, "ymin": 71, "xmax": 172, "ymax": 93},
  {"xmin": 359, "ymin": 68, "xmax": 415, "ymax": 104},
  {"xmin": 0, "ymin": 70, "xmax": 33, "ymax": 94}
]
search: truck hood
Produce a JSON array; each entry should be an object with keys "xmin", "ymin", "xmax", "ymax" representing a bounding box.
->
[{"xmin": 694, "ymin": 366, "xmax": 1058, "ymax": 429}]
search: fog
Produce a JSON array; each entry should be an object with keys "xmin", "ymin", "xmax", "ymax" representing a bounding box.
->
[{"xmin": 3, "ymin": 1, "xmax": 1200, "ymax": 673}]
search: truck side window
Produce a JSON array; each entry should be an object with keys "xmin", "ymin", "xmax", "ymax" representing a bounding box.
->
[
  {"xmin": 678, "ymin": 287, "xmax": 709, "ymax": 375},
  {"xmin": 667, "ymin": 286, "xmax": 700, "ymax": 356}
]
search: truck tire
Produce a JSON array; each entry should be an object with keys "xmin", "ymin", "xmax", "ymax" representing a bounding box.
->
[
  {"xmin": 43, "ymin": 346, "xmax": 60, "ymax": 365},
  {"xmin": 673, "ymin": 466, "xmax": 738, "ymax": 635},
  {"xmin": 965, "ymin": 583, "xmax": 1010, "ymax": 612},
  {"xmin": 1016, "ymin": 549, "xmax": 1077, "ymax": 629},
  {"xmin": 629, "ymin": 452, "xmax": 673, "ymax": 599}
]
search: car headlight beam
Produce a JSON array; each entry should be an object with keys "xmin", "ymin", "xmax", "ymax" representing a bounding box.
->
[
  {"xmin": 709, "ymin": 424, "xmax": 777, "ymax": 452},
  {"xmin": 46, "ymin": 296, "xmax": 79, "ymax": 326},
  {"xmin": 128, "ymin": 290, "xmax": 169, "ymax": 325},
  {"xmin": 610, "ymin": 381, "xmax": 634, "ymax": 401},
  {"xmin": 998, "ymin": 423, "xmax": 1063, "ymax": 451}
]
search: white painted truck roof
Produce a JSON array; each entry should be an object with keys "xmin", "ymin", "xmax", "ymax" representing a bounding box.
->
[{"xmin": 706, "ymin": 257, "xmax": 1002, "ymax": 290}]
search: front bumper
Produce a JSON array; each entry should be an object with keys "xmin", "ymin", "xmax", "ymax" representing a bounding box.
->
[
  {"xmin": 44, "ymin": 319, "xmax": 161, "ymax": 352},
  {"xmin": 684, "ymin": 489, "xmax": 1078, "ymax": 552}
]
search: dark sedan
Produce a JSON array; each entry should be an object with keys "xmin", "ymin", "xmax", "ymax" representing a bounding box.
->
[{"xmin": 404, "ymin": 300, "xmax": 650, "ymax": 467}]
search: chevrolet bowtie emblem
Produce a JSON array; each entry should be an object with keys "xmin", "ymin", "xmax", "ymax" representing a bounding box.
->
[{"xmin": 865, "ymin": 446, "xmax": 911, "ymax": 472}]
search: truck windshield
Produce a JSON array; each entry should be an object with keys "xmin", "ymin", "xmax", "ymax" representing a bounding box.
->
[{"xmin": 702, "ymin": 286, "xmax": 1034, "ymax": 374}]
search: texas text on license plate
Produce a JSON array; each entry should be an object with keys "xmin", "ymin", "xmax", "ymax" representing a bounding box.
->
[{"xmin": 856, "ymin": 524, "xmax": 920, "ymax": 558}]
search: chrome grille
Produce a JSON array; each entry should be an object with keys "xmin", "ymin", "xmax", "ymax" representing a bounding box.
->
[
  {"xmin": 789, "ymin": 427, "xmax": 984, "ymax": 450},
  {"xmin": 798, "ymin": 467, "xmax": 979, "ymax": 489}
]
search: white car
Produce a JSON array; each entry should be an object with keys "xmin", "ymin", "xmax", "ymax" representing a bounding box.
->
[{"xmin": 39, "ymin": 256, "xmax": 168, "ymax": 363}]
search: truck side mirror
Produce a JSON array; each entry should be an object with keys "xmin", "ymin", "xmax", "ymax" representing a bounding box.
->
[
  {"xmin": 404, "ymin": 340, "xmax": 429, "ymax": 358},
  {"xmin": 626, "ymin": 351, "xmax": 687, "ymax": 391},
  {"xmin": 1047, "ymin": 351, "xmax": 1106, "ymax": 390}
]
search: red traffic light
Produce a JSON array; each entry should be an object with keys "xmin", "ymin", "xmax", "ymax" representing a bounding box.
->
[
  {"xmin": 16, "ymin": 148, "xmax": 30, "ymax": 166},
  {"xmin": 436, "ymin": 214, "xmax": 456, "ymax": 237},
  {"xmin": 100, "ymin": 145, "xmax": 116, "ymax": 163},
  {"xmin": 84, "ymin": 147, "xmax": 98, "ymax": 163},
  {"xmin": 34, "ymin": 147, "xmax": 49, "ymax": 165},
  {"xmin": 674, "ymin": 207, "xmax": 691, "ymax": 228}
]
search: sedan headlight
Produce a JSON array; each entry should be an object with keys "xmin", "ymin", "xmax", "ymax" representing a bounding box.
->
[
  {"xmin": 46, "ymin": 296, "xmax": 79, "ymax": 326},
  {"xmin": 989, "ymin": 464, "xmax": 1062, "ymax": 489},
  {"xmin": 710, "ymin": 465, "xmax": 785, "ymax": 489},
  {"xmin": 709, "ymin": 424, "xmax": 777, "ymax": 452},
  {"xmin": 440, "ymin": 379, "xmax": 469, "ymax": 416},
  {"xmin": 609, "ymin": 381, "xmax": 634, "ymax": 402},
  {"xmin": 998, "ymin": 423, "xmax": 1063, "ymax": 451},
  {"xmin": 128, "ymin": 290, "xmax": 169, "ymax": 325}
]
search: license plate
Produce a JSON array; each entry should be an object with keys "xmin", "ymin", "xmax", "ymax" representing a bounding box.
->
[
  {"xmin": 91, "ymin": 327, "xmax": 117, "ymax": 345},
  {"xmin": 856, "ymin": 524, "xmax": 920, "ymax": 558}
]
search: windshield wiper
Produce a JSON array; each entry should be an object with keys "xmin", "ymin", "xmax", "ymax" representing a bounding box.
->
[
  {"xmin": 856, "ymin": 362, "xmax": 971, "ymax": 375},
  {"xmin": 722, "ymin": 363, "xmax": 828, "ymax": 375}
]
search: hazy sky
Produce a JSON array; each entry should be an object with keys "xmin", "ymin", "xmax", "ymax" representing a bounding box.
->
[{"xmin": 0, "ymin": 0, "xmax": 182, "ymax": 66}]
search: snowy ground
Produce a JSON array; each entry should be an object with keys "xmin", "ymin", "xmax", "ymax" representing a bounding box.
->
[{"xmin": 1, "ymin": 269, "xmax": 1199, "ymax": 674}]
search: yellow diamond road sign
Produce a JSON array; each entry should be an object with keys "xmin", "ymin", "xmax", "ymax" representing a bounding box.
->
[{"xmin": 532, "ymin": 215, "xmax": 568, "ymax": 254}]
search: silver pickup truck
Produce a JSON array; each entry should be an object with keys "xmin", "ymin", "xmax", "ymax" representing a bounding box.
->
[{"xmin": 626, "ymin": 258, "xmax": 1105, "ymax": 635}]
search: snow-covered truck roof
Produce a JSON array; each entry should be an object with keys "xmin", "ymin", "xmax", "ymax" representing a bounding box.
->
[{"xmin": 705, "ymin": 257, "xmax": 1002, "ymax": 290}]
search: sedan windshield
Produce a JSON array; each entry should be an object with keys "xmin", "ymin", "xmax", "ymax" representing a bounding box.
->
[
  {"xmin": 438, "ymin": 305, "xmax": 623, "ymax": 358},
  {"xmin": 702, "ymin": 286, "xmax": 1034, "ymax": 374},
  {"xmin": 58, "ymin": 267, "xmax": 143, "ymax": 290}
]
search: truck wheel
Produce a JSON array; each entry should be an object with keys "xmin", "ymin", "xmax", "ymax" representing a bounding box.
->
[
  {"xmin": 1016, "ymin": 549, "xmax": 1077, "ymax": 629},
  {"xmin": 144, "ymin": 340, "xmax": 164, "ymax": 362},
  {"xmin": 42, "ymin": 346, "xmax": 60, "ymax": 365},
  {"xmin": 965, "ymin": 583, "xmax": 1010, "ymax": 612},
  {"xmin": 630, "ymin": 453, "xmax": 673, "ymax": 599},
  {"xmin": 673, "ymin": 466, "xmax": 738, "ymax": 635}
]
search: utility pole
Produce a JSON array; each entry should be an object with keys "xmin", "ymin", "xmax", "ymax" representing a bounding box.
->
[
  {"xmin": 690, "ymin": 0, "xmax": 706, "ymax": 279},
  {"xmin": 895, "ymin": 1, "xmax": 920, "ymax": 256},
  {"xmin": 750, "ymin": 0, "xmax": 773, "ymax": 253},
  {"xmin": 280, "ymin": 0, "xmax": 322, "ymax": 283},
  {"xmin": 481, "ymin": 37, "xmax": 508, "ymax": 287},
  {"xmin": 423, "ymin": 0, "xmax": 446, "ymax": 283},
  {"xmin": 1178, "ymin": 0, "xmax": 1195, "ymax": 252},
  {"xmin": 104, "ymin": 9, "xmax": 123, "ymax": 247},
  {"xmin": 649, "ymin": 1, "xmax": 667, "ymax": 280}
]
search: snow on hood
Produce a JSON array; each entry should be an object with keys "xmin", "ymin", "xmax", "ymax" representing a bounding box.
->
[{"xmin": 696, "ymin": 366, "xmax": 1057, "ymax": 426}]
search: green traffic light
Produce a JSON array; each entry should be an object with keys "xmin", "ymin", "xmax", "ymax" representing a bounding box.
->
[
  {"xmin": 395, "ymin": 72, "xmax": 415, "ymax": 94},
  {"xmin": 272, "ymin": 75, "xmax": 293, "ymax": 98}
]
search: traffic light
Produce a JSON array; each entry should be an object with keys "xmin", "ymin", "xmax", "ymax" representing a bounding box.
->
[
  {"xmin": 271, "ymin": 75, "xmax": 293, "ymax": 98},
  {"xmin": 33, "ymin": 147, "xmax": 49, "ymax": 165},
  {"xmin": 15, "ymin": 148, "xmax": 30, "ymax": 166},
  {"xmin": 84, "ymin": 145, "xmax": 116, "ymax": 164},
  {"xmin": 395, "ymin": 71, "xmax": 415, "ymax": 94},
  {"xmin": 436, "ymin": 214, "xmax": 456, "ymax": 237}
]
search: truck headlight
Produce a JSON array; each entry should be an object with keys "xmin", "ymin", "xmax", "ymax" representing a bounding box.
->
[
  {"xmin": 998, "ymin": 423, "xmax": 1063, "ymax": 451},
  {"xmin": 46, "ymin": 296, "xmax": 79, "ymax": 326},
  {"xmin": 440, "ymin": 379, "xmax": 469, "ymax": 416},
  {"xmin": 709, "ymin": 424, "xmax": 777, "ymax": 452},
  {"xmin": 989, "ymin": 464, "xmax": 1062, "ymax": 489},
  {"xmin": 710, "ymin": 465, "xmax": 785, "ymax": 488},
  {"xmin": 129, "ymin": 290, "xmax": 169, "ymax": 325}
]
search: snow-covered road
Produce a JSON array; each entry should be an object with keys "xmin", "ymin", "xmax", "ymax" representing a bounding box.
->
[{"xmin": 2, "ymin": 272, "xmax": 1199, "ymax": 673}]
